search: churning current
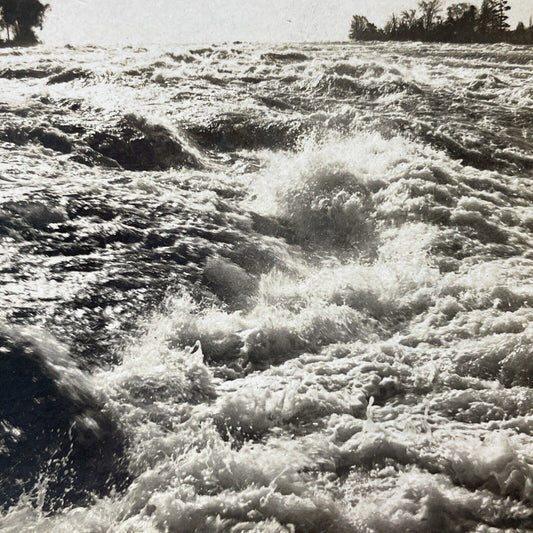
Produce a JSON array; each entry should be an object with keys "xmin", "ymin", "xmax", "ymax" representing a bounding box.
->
[{"xmin": 1, "ymin": 41, "xmax": 533, "ymax": 532}]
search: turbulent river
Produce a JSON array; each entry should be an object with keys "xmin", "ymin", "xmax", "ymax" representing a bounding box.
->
[{"xmin": 0, "ymin": 40, "xmax": 533, "ymax": 532}]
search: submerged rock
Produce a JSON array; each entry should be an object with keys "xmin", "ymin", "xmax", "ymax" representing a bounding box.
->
[
  {"xmin": 47, "ymin": 68, "xmax": 91, "ymax": 85},
  {"xmin": 86, "ymin": 115, "xmax": 201, "ymax": 171},
  {"xmin": 0, "ymin": 67, "xmax": 54, "ymax": 79},
  {"xmin": 260, "ymin": 52, "xmax": 309, "ymax": 62},
  {"xmin": 186, "ymin": 113, "xmax": 306, "ymax": 152},
  {"xmin": 0, "ymin": 125, "xmax": 72, "ymax": 154},
  {"xmin": 0, "ymin": 326, "xmax": 129, "ymax": 510}
]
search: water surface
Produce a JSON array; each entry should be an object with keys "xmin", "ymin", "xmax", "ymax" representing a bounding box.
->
[{"xmin": 1, "ymin": 41, "xmax": 533, "ymax": 531}]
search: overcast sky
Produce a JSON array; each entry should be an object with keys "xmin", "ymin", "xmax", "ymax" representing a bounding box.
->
[{"xmin": 41, "ymin": 0, "xmax": 533, "ymax": 45}]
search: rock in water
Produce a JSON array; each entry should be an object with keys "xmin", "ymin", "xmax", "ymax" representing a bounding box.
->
[
  {"xmin": 0, "ymin": 326, "xmax": 129, "ymax": 510},
  {"xmin": 87, "ymin": 114, "xmax": 200, "ymax": 171}
]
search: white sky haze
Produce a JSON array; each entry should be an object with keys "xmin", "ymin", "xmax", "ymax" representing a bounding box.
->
[{"xmin": 41, "ymin": 0, "xmax": 533, "ymax": 45}]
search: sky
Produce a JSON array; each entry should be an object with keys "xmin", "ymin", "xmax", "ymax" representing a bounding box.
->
[{"xmin": 41, "ymin": 0, "xmax": 533, "ymax": 45}]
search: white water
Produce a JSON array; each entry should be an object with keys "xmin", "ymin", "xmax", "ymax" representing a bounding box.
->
[{"xmin": 0, "ymin": 41, "xmax": 533, "ymax": 532}]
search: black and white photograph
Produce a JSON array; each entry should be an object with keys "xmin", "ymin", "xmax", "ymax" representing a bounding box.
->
[{"xmin": 1, "ymin": 0, "xmax": 533, "ymax": 531}]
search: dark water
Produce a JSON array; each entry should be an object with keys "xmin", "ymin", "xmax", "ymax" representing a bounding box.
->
[{"xmin": 1, "ymin": 41, "xmax": 533, "ymax": 531}]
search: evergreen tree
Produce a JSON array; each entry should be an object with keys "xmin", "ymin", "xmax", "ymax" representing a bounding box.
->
[
  {"xmin": 492, "ymin": 0, "xmax": 511, "ymax": 33},
  {"xmin": 478, "ymin": 0, "xmax": 497, "ymax": 34}
]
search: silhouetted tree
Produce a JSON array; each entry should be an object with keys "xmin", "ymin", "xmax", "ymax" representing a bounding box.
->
[
  {"xmin": 511, "ymin": 20, "xmax": 532, "ymax": 44},
  {"xmin": 418, "ymin": 0, "xmax": 442, "ymax": 30},
  {"xmin": 384, "ymin": 13, "xmax": 399, "ymax": 36},
  {"xmin": 397, "ymin": 9, "xmax": 422, "ymax": 39},
  {"xmin": 349, "ymin": 14, "xmax": 379, "ymax": 41},
  {"xmin": 0, "ymin": 0, "xmax": 49, "ymax": 44},
  {"xmin": 492, "ymin": 0, "xmax": 511, "ymax": 33},
  {"xmin": 447, "ymin": 3, "xmax": 472, "ymax": 22},
  {"xmin": 401, "ymin": 9, "xmax": 418, "ymax": 29},
  {"xmin": 477, "ymin": 0, "xmax": 511, "ymax": 38},
  {"xmin": 445, "ymin": 3, "xmax": 477, "ymax": 41},
  {"xmin": 477, "ymin": 0, "xmax": 497, "ymax": 35}
]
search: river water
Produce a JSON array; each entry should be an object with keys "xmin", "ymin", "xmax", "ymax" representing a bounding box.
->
[{"xmin": 1, "ymin": 41, "xmax": 533, "ymax": 532}]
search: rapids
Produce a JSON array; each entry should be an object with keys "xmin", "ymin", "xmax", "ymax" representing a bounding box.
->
[{"xmin": 0, "ymin": 40, "xmax": 533, "ymax": 531}]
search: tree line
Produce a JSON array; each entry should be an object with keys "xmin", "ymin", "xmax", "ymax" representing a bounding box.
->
[
  {"xmin": 0, "ymin": 0, "xmax": 49, "ymax": 45},
  {"xmin": 350, "ymin": 0, "xmax": 533, "ymax": 44}
]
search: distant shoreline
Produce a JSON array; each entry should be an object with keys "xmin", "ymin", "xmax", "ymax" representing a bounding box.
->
[
  {"xmin": 349, "ymin": 2, "xmax": 533, "ymax": 47},
  {"xmin": 1, "ymin": 40, "xmax": 531, "ymax": 51},
  {"xmin": 349, "ymin": 38, "xmax": 533, "ymax": 46},
  {"xmin": 349, "ymin": 36, "xmax": 533, "ymax": 46}
]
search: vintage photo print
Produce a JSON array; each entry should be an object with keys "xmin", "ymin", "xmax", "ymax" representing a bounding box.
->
[{"xmin": 1, "ymin": 0, "xmax": 532, "ymax": 530}]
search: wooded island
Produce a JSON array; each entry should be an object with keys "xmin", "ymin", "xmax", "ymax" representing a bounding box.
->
[{"xmin": 350, "ymin": 0, "xmax": 533, "ymax": 44}]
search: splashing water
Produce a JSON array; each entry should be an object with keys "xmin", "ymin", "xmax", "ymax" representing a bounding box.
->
[{"xmin": 0, "ymin": 41, "xmax": 533, "ymax": 531}]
